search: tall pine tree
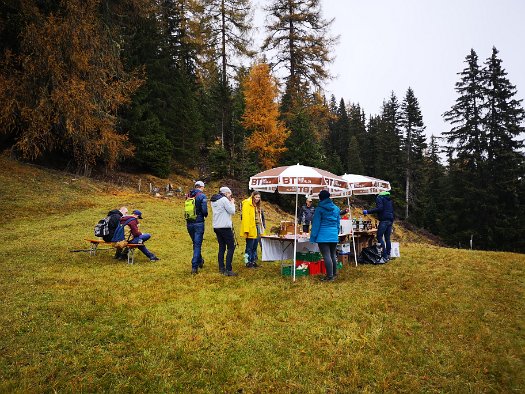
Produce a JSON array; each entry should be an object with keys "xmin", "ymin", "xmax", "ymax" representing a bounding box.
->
[
  {"xmin": 481, "ymin": 47, "xmax": 525, "ymax": 250},
  {"xmin": 400, "ymin": 87, "xmax": 427, "ymax": 220}
]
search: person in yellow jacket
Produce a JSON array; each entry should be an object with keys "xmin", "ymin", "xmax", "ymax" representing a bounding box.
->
[{"xmin": 240, "ymin": 191, "xmax": 266, "ymax": 268}]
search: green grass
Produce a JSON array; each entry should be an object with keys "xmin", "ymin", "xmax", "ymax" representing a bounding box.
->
[{"xmin": 1, "ymin": 156, "xmax": 524, "ymax": 393}]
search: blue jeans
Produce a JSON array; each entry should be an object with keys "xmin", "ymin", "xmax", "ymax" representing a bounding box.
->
[
  {"xmin": 130, "ymin": 233, "xmax": 155, "ymax": 259},
  {"xmin": 187, "ymin": 221, "xmax": 205, "ymax": 269},
  {"xmin": 318, "ymin": 242, "xmax": 338, "ymax": 278},
  {"xmin": 244, "ymin": 224, "xmax": 261, "ymax": 264},
  {"xmin": 214, "ymin": 228, "xmax": 236, "ymax": 271},
  {"xmin": 377, "ymin": 220, "xmax": 393, "ymax": 259}
]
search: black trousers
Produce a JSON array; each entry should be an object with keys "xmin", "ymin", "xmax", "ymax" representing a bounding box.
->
[{"xmin": 214, "ymin": 227, "xmax": 236, "ymax": 271}]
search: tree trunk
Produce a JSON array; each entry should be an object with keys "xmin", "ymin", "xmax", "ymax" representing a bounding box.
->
[{"xmin": 220, "ymin": 0, "xmax": 226, "ymax": 148}]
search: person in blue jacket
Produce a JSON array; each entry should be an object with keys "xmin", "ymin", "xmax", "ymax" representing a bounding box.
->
[
  {"xmin": 363, "ymin": 190, "xmax": 394, "ymax": 263},
  {"xmin": 310, "ymin": 190, "xmax": 341, "ymax": 281},
  {"xmin": 186, "ymin": 181, "xmax": 208, "ymax": 274}
]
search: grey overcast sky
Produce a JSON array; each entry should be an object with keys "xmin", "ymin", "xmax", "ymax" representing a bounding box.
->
[{"xmin": 255, "ymin": 0, "xmax": 525, "ymax": 140}]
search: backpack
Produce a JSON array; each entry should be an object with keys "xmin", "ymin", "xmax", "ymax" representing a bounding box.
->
[
  {"xmin": 358, "ymin": 244, "xmax": 385, "ymax": 264},
  {"xmin": 94, "ymin": 216, "xmax": 111, "ymax": 238},
  {"xmin": 111, "ymin": 218, "xmax": 136, "ymax": 242},
  {"xmin": 184, "ymin": 192, "xmax": 201, "ymax": 221}
]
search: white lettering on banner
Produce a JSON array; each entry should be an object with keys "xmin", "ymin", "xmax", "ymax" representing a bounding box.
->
[
  {"xmin": 322, "ymin": 178, "xmax": 347, "ymax": 189},
  {"xmin": 251, "ymin": 177, "xmax": 278, "ymax": 186},
  {"xmin": 282, "ymin": 177, "xmax": 297, "ymax": 185},
  {"xmin": 278, "ymin": 186, "xmax": 313, "ymax": 193}
]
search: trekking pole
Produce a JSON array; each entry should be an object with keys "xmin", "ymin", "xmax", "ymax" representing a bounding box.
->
[{"xmin": 231, "ymin": 223, "xmax": 240, "ymax": 247}]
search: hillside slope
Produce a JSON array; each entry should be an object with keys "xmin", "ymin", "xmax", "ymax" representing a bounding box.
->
[{"xmin": 1, "ymin": 155, "xmax": 523, "ymax": 393}]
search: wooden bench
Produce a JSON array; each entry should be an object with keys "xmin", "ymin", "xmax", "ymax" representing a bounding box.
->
[{"xmin": 85, "ymin": 239, "xmax": 144, "ymax": 264}]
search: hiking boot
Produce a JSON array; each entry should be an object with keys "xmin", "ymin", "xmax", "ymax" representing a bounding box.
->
[
  {"xmin": 320, "ymin": 276, "xmax": 335, "ymax": 282},
  {"xmin": 224, "ymin": 271, "xmax": 238, "ymax": 276},
  {"xmin": 150, "ymin": 256, "xmax": 160, "ymax": 262},
  {"xmin": 245, "ymin": 263, "xmax": 254, "ymax": 268},
  {"xmin": 252, "ymin": 262, "xmax": 259, "ymax": 268},
  {"xmin": 219, "ymin": 267, "xmax": 226, "ymax": 274},
  {"xmin": 191, "ymin": 268, "xmax": 198, "ymax": 275},
  {"xmin": 199, "ymin": 258, "xmax": 205, "ymax": 269}
]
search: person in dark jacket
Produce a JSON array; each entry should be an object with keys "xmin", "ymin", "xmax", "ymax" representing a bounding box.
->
[
  {"xmin": 186, "ymin": 181, "xmax": 208, "ymax": 274},
  {"xmin": 298, "ymin": 197, "xmax": 315, "ymax": 233},
  {"xmin": 104, "ymin": 206, "xmax": 128, "ymax": 259},
  {"xmin": 310, "ymin": 190, "xmax": 341, "ymax": 281},
  {"xmin": 210, "ymin": 186, "xmax": 237, "ymax": 276},
  {"xmin": 363, "ymin": 191, "xmax": 394, "ymax": 263},
  {"xmin": 120, "ymin": 209, "xmax": 159, "ymax": 262}
]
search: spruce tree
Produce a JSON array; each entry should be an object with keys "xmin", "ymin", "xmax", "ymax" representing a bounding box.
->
[
  {"xmin": 347, "ymin": 103, "xmax": 367, "ymax": 172},
  {"xmin": 400, "ymin": 87, "xmax": 427, "ymax": 220},
  {"xmin": 377, "ymin": 92, "xmax": 403, "ymax": 197},
  {"xmin": 418, "ymin": 135, "xmax": 446, "ymax": 233},
  {"xmin": 481, "ymin": 47, "xmax": 525, "ymax": 250},
  {"xmin": 333, "ymin": 98, "xmax": 351, "ymax": 169},
  {"xmin": 347, "ymin": 136, "xmax": 364, "ymax": 174},
  {"xmin": 262, "ymin": 0, "xmax": 337, "ymax": 92},
  {"xmin": 442, "ymin": 49, "xmax": 487, "ymax": 247}
]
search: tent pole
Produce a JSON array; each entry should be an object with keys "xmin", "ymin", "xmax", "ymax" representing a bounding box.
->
[
  {"xmin": 348, "ymin": 196, "xmax": 358, "ymax": 267},
  {"xmin": 293, "ymin": 189, "xmax": 299, "ymax": 282}
]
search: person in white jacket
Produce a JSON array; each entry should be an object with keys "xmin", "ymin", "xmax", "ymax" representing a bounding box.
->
[{"xmin": 210, "ymin": 186, "xmax": 238, "ymax": 276}]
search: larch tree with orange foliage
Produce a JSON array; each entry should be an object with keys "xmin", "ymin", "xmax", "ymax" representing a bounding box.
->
[
  {"xmin": 241, "ymin": 63, "xmax": 289, "ymax": 169},
  {"xmin": 0, "ymin": 0, "xmax": 146, "ymax": 175}
]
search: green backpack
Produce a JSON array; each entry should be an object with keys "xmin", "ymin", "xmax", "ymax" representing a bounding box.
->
[{"xmin": 184, "ymin": 192, "xmax": 201, "ymax": 221}]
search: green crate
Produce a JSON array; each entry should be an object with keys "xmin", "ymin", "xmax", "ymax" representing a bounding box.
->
[
  {"xmin": 306, "ymin": 251, "xmax": 323, "ymax": 262},
  {"xmin": 281, "ymin": 264, "xmax": 309, "ymax": 277},
  {"xmin": 295, "ymin": 251, "xmax": 308, "ymax": 260}
]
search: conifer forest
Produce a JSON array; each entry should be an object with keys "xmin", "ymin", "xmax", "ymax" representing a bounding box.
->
[{"xmin": 1, "ymin": 0, "xmax": 524, "ymax": 252}]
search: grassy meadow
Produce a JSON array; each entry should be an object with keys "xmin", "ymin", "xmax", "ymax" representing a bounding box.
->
[{"xmin": 1, "ymin": 155, "xmax": 524, "ymax": 393}]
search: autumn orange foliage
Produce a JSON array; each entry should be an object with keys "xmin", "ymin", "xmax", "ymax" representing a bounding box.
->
[
  {"xmin": 0, "ymin": 0, "xmax": 146, "ymax": 173},
  {"xmin": 241, "ymin": 63, "xmax": 289, "ymax": 169}
]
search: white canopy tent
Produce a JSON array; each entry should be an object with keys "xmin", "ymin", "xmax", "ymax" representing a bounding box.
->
[
  {"xmin": 311, "ymin": 174, "xmax": 391, "ymax": 266},
  {"xmin": 249, "ymin": 164, "xmax": 349, "ymax": 281},
  {"xmin": 341, "ymin": 174, "xmax": 391, "ymax": 265}
]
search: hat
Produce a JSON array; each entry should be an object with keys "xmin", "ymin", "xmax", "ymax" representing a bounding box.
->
[
  {"xmin": 379, "ymin": 191, "xmax": 391, "ymax": 196},
  {"xmin": 306, "ymin": 196, "xmax": 313, "ymax": 202},
  {"xmin": 220, "ymin": 186, "xmax": 232, "ymax": 194},
  {"xmin": 132, "ymin": 209, "xmax": 143, "ymax": 219},
  {"xmin": 195, "ymin": 181, "xmax": 205, "ymax": 188},
  {"xmin": 319, "ymin": 190, "xmax": 330, "ymax": 201}
]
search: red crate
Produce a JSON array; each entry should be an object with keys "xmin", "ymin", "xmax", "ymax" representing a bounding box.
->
[
  {"xmin": 295, "ymin": 259, "xmax": 308, "ymax": 267},
  {"xmin": 308, "ymin": 260, "xmax": 322, "ymax": 275},
  {"xmin": 319, "ymin": 259, "xmax": 326, "ymax": 274}
]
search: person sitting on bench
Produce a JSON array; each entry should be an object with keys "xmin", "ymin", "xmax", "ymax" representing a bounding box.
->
[{"xmin": 120, "ymin": 210, "xmax": 160, "ymax": 262}]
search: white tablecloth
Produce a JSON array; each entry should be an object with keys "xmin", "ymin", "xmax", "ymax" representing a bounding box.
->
[{"xmin": 260, "ymin": 236, "xmax": 319, "ymax": 261}]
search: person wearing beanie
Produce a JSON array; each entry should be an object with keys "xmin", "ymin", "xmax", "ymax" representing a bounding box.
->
[
  {"xmin": 298, "ymin": 196, "xmax": 315, "ymax": 234},
  {"xmin": 210, "ymin": 186, "xmax": 238, "ymax": 276},
  {"xmin": 119, "ymin": 209, "xmax": 160, "ymax": 262},
  {"xmin": 363, "ymin": 190, "xmax": 395, "ymax": 263},
  {"xmin": 310, "ymin": 190, "xmax": 340, "ymax": 281},
  {"xmin": 186, "ymin": 181, "xmax": 208, "ymax": 274}
]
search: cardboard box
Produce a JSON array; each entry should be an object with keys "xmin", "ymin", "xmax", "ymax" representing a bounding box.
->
[
  {"xmin": 337, "ymin": 253, "xmax": 349, "ymax": 265},
  {"xmin": 280, "ymin": 221, "xmax": 301, "ymax": 235}
]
